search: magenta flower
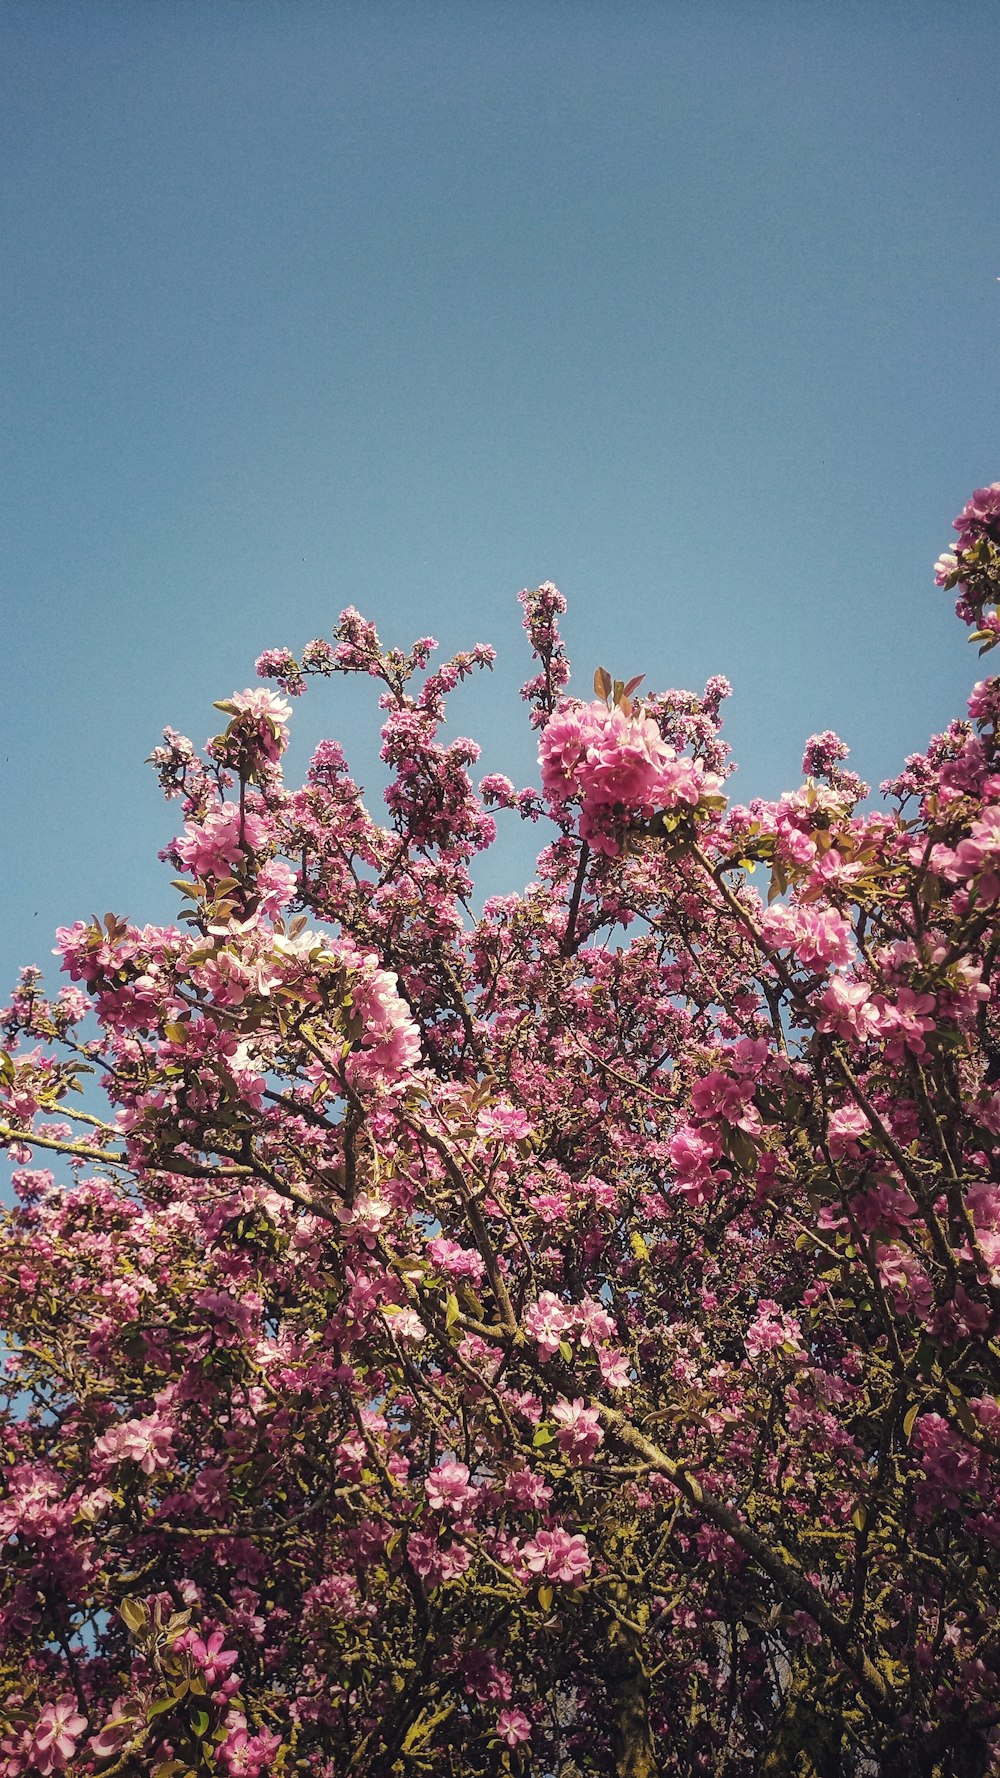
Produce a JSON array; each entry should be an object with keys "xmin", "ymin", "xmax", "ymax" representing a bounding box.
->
[
  {"xmin": 31, "ymin": 1696, "xmax": 87, "ymax": 1775},
  {"xmin": 496, "ymin": 1707, "xmax": 532, "ymax": 1747}
]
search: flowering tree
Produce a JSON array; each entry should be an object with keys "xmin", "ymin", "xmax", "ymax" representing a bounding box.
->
[{"xmin": 3, "ymin": 487, "xmax": 1000, "ymax": 1778}]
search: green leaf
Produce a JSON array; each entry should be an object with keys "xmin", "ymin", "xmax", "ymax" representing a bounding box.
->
[
  {"xmin": 903, "ymin": 1403, "xmax": 920, "ymax": 1439},
  {"xmin": 532, "ymin": 1425, "xmax": 555, "ymax": 1447},
  {"xmin": 558, "ymin": 1340, "xmax": 573, "ymax": 1362},
  {"xmin": 191, "ymin": 1708, "xmax": 210, "ymax": 1739},
  {"xmin": 444, "ymin": 1293, "xmax": 460, "ymax": 1330},
  {"xmin": 120, "ymin": 1597, "xmax": 149, "ymax": 1635},
  {"xmin": 538, "ymin": 1583, "xmax": 554, "ymax": 1611}
]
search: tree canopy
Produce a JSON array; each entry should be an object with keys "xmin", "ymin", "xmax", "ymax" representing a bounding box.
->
[{"xmin": 4, "ymin": 485, "xmax": 1000, "ymax": 1776}]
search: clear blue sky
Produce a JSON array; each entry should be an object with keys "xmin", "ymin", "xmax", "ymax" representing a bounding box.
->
[{"xmin": 2, "ymin": 0, "xmax": 998, "ymax": 999}]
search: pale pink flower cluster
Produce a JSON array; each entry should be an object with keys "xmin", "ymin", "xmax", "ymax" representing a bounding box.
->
[
  {"xmin": 223, "ymin": 687, "xmax": 293, "ymax": 762},
  {"xmin": 336, "ymin": 948, "xmax": 421, "ymax": 1088},
  {"xmin": 801, "ymin": 730, "xmax": 850, "ymax": 777},
  {"xmin": 550, "ymin": 1397, "xmax": 604, "ymax": 1462},
  {"xmin": 425, "ymin": 1459, "xmax": 476, "ymax": 1515},
  {"xmin": 815, "ymin": 977, "xmax": 936, "ymax": 1059},
  {"xmin": 760, "ymin": 903, "xmax": 855, "ymax": 974},
  {"xmin": 938, "ymin": 805, "xmax": 1000, "ymax": 904},
  {"xmin": 814, "ymin": 978, "xmax": 884, "ymax": 1044},
  {"xmin": 476, "ymin": 1100, "xmax": 533, "ymax": 1141},
  {"xmin": 406, "ymin": 1529, "xmax": 472, "ymax": 1586},
  {"xmin": 522, "ymin": 1290, "xmax": 572, "ymax": 1358},
  {"xmin": 92, "ymin": 1412, "xmax": 174, "ymax": 1475},
  {"xmin": 745, "ymin": 1299, "xmax": 804, "ymax": 1360},
  {"xmin": 351, "ymin": 965, "xmax": 421, "ymax": 1083},
  {"xmin": 969, "ymin": 678, "xmax": 1000, "ymax": 725},
  {"xmin": 826, "ymin": 1103, "xmax": 869, "ymax": 1159},
  {"xmin": 175, "ymin": 806, "xmax": 269, "ymax": 879},
  {"xmin": 539, "ymin": 697, "xmax": 719, "ymax": 855},
  {"xmin": 519, "ymin": 1527, "xmax": 591, "ymax": 1583},
  {"xmin": 425, "ymin": 1236, "xmax": 486, "ymax": 1284}
]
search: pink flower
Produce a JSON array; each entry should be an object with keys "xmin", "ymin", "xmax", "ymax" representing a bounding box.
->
[
  {"xmin": 175, "ymin": 805, "xmax": 269, "ymax": 879},
  {"xmin": 760, "ymin": 904, "xmax": 854, "ymax": 973},
  {"xmin": 827, "ymin": 1104, "xmax": 869, "ymax": 1158},
  {"xmin": 538, "ymin": 701, "xmax": 609, "ymax": 801},
  {"xmin": 181, "ymin": 1626, "xmax": 240, "ymax": 1689},
  {"xmin": 875, "ymin": 987, "xmax": 937, "ymax": 1061},
  {"xmin": 815, "ymin": 977, "xmax": 881, "ymax": 1044},
  {"xmin": 550, "ymin": 1397, "xmax": 604, "ymax": 1462},
  {"xmin": 343, "ymin": 953, "xmax": 422, "ymax": 1086},
  {"xmin": 504, "ymin": 1467, "xmax": 553, "ymax": 1510},
  {"xmin": 745, "ymin": 1299, "xmax": 803, "ymax": 1359},
  {"xmin": 690, "ymin": 1069, "xmax": 753, "ymax": 1124},
  {"xmin": 876, "ymin": 1244, "xmax": 933, "ymax": 1319},
  {"xmin": 426, "ymin": 1236, "xmax": 486, "ymax": 1284},
  {"xmin": 952, "ymin": 482, "xmax": 1000, "ymax": 550},
  {"xmin": 948, "ymin": 806, "xmax": 1000, "ymax": 903},
  {"xmin": 223, "ymin": 688, "xmax": 292, "ymax": 762},
  {"xmin": 802, "ymin": 731, "xmax": 850, "ymax": 776},
  {"xmin": 31, "ymin": 1697, "xmax": 87, "ymax": 1775},
  {"xmin": 496, "ymin": 1707, "xmax": 532, "ymax": 1747},
  {"xmin": 476, "ymin": 1100, "xmax": 533, "ymax": 1141},
  {"xmin": 425, "ymin": 1460, "xmax": 475, "ymax": 1514},
  {"xmin": 520, "ymin": 1527, "xmax": 591, "ymax": 1583},
  {"xmin": 93, "ymin": 1413, "xmax": 174, "ymax": 1475},
  {"xmin": 218, "ymin": 1711, "xmax": 283, "ymax": 1776},
  {"xmin": 538, "ymin": 697, "xmax": 717, "ymax": 856},
  {"xmin": 88, "ymin": 1700, "xmax": 134, "ymax": 1761},
  {"xmin": 523, "ymin": 1291, "xmax": 571, "ymax": 1359},
  {"xmin": 913, "ymin": 1413, "xmax": 984, "ymax": 1508}
]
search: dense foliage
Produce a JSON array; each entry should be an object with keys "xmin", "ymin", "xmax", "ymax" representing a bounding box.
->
[{"xmin": 4, "ymin": 485, "xmax": 1000, "ymax": 1777}]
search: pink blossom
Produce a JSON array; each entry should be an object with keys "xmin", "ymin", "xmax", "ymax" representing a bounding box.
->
[
  {"xmin": 476, "ymin": 1101, "xmax": 533, "ymax": 1141},
  {"xmin": 745, "ymin": 1300, "xmax": 803, "ymax": 1359},
  {"xmin": 876, "ymin": 1244, "xmax": 933, "ymax": 1319},
  {"xmin": 425, "ymin": 1460, "xmax": 475, "ymax": 1514},
  {"xmin": 218, "ymin": 1711, "xmax": 283, "ymax": 1776},
  {"xmin": 523, "ymin": 1291, "xmax": 571, "ymax": 1359},
  {"xmin": 827, "ymin": 1103, "xmax": 869, "ymax": 1158},
  {"xmin": 760, "ymin": 903, "xmax": 854, "ymax": 972},
  {"xmin": 913, "ymin": 1414, "xmax": 984, "ymax": 1509},
  {"xmin": 815, "ymin": 976, "xmax": 882, "ymax": 1044},
  {"xmin": 93, "ymin": 1413, "xmax": 174, "ymax": 1475},
  {"xmin": 496, "ymin": 1708, "xmax": 532, "ymax": 1747},
  {"xmin": 182, "ymin": 1626, "xmax": 240, "ymax": 1689},
  {"xmin": 550, "ymin": 1397, "xmax": 604, "ymax": 1462},
  {"xmin": 520, "ymin": 1527, "xmax": 591, "ymax": 1584},
  {"xmin": 875, "ymin": 987, "xmax": 937, "ymax": 1061},
  {"xmin": 952, "ymin": 481, "xmax": 1000, "ymax": 550},
  {"xmin": 426, "ymin": 1236, "xmax": 486, "ymax": 1283},
  {"xmin": 31, "ymin": 1697, "xmax": 87, "ymax": 1775}
]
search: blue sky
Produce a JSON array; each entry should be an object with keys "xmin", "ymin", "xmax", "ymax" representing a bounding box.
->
[{"xmin": 2, "ymin": 0, "xmax": 998, "ymax": 999}]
